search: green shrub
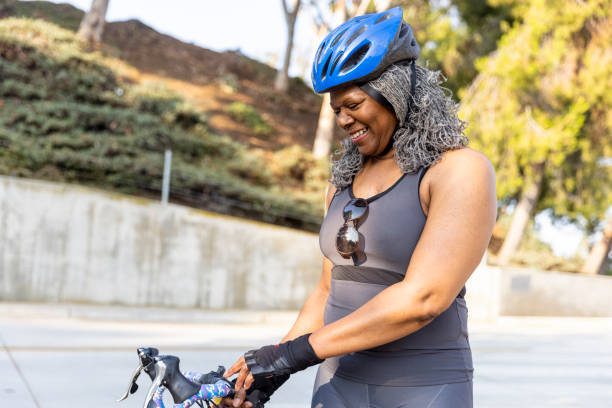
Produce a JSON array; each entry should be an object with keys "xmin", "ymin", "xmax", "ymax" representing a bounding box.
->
[
  {"xmin": 272, "ymin": 145, "xmax": 329, "ymax": 191},
  {"xmin": 10, "ymin": 1, "xmax": 84, "ymax": 32},
  {"xmin": 226, "ymin": 101, "xmax": 274, "ymax": 137},
  {"xmin": 273, "ymin": 145, "xmax": 313, "ymax": 182},
  {"xmin": 227, "ymin": 149, "xmax": 275, "ymax": 187},
  {"xmin": 0, "ymin": 18, "xmax": 323, "ymax": 231}
]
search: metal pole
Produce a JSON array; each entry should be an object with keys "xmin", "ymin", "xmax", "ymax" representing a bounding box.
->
[{"xmin": 161, "ymin": 149, "xmax": 172, "ymax": 205}]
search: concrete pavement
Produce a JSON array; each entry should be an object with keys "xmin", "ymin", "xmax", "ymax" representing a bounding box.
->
[{"xmin": 1, "ymin": 303, "xmax": 611, "ymax": 407}]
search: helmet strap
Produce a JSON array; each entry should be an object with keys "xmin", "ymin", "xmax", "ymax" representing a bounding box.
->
[
  {"xmin": 375, "ymin": 124, "xmax": 397, "ymax": 158},
  {"xmin": 358, "ymin": 83, "xmax": 396, "ymax": 159},
  {"xmin": 373, "ymin": 60, "xmax": 417, "ymax": 159},
  {"xmin": 359, "ymin": 83, "xmax": 395, "ymax": 114}
]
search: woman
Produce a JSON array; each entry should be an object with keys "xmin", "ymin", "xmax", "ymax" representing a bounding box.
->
[{"xmin": 224, "ymin": 6, "xmax": 496, "ymax": 408}]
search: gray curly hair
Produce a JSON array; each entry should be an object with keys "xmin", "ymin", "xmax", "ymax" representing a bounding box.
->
[{"xmin": 330, "ymin": 63, "xmax": 468, "ymax": 189}]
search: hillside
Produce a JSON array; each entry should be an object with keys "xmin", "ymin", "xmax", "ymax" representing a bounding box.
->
[
  {"xmin": 0, "ymin": 2, "xmax": 331, "ymax": 232},
  {"xmin": 0, "ymin": 0, "xmax": 324, "ymax": 150}
]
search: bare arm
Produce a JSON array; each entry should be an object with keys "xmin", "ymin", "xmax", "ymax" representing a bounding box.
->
[
  {"xmin": 226, "ymin": 151, "xmax": 495, "ymax": 401},
  {"xmin": 309, "ymin": 149, "xmax": 497, "ymax": 357},
  {"xmin": 223, "ymin": 185, "xmax": 337, "ymax": 406}
]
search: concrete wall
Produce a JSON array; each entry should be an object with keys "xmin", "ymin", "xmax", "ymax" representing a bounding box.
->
[
  {"xmin": 496, "ymin": 266, "xmax": 612, "ymax": 317},
  {"xmin": 466, "ymin": 265, "xmax": 612, "ymax": 318},
  {"xmin": 2, "ymin": 176, "xmax": 612, "ymax": 316},
  {"xmin": 464, "ymin": 255, "xmax": 501, "ymax": 321},
  {"xmin": 0, "ymin": 176, "xmax": 321, "ymax": 309}
]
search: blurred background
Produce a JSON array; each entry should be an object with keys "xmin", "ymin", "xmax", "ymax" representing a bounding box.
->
[{"xmin": 0, "ymin": 0, "xmax": 611, "ymax": 407}]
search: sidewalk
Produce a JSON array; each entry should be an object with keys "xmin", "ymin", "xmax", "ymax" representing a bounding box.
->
[{"xmin": 1, "ymin": 302, "xmax": 611, "ymax": 407}]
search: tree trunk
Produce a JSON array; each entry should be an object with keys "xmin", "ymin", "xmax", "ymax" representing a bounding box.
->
[
  {"xmin": 310, "ymin": 0, "xmax": 371, "ymax": 158},
  {"xmin": 353, "ymin": 0, "xmax": 370, "ymax": 15},
  {"xmin": 77, "ymin": 0, "xmax": 109, "ymax": 43},
  {"xmin": 275, "ymin": 0, "xmax": 301, "ymax": 92},
  {"xmin": 313, "ymin": 93, "xmax": 336, "ymax": 159},
  {"xmin": 497, "ymin": 162, "xmax": 546, "ymax": 265},
  {"xmin": 581, "ymin": 217, "xmax": 612, "ymax": 275},
  {"xmin": 374, "ymin": 0, "xmax": 393, "ymax": 11}
]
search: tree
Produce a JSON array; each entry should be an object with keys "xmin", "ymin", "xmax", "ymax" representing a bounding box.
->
[
  {"xmin": 77, "ymin": 0, "xmax": 109, "ymax": 43},
  {"xmin": 311, "ymin": 0, "xmax": 514, "ymax": 159},
  {"xmin": 581, "ymin": 216, "xmax": 612, "ymax": 275},
  {"xmin": 393, "ymin": 0, "xmax": 520, "ymax": 95},
  {"xmin": 311, "ymin": 0, "xmax": 381, "ymax": 159},
  {"xmin": 460, "ymin": 0, "xmax": 612, "ymax": 265},
  {"xmin": 374, "ymin": 0, "xmax": 393, "ymax": 12},
  {"xmin": 275, "ymin": 0, "xmax": 302, "ymax": 92}
]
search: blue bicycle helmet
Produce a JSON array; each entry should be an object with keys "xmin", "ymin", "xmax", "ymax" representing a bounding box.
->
[{"xmin": 311, "ymin": 6, "xmax": 419, "ymax": 93}]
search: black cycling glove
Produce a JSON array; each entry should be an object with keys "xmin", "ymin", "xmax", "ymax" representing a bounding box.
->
[
  {"xmin": 241, "ymin": 373, "xmax": 289, "ymax": 408},
  {"xmin": 244, "ymin": 333, "xmax": 323, "ymax": 378}
]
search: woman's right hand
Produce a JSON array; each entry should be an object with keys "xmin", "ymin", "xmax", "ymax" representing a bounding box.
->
[
  {"xmin": 220, "ymin": 395, "xmax": 253, "ymax": 408},
  {"xmin": 223, "ymin": 355, "xmax": 255, "ymax": 407}
]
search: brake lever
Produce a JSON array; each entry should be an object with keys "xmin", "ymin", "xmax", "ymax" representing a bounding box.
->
[
  {"xmin": 117, "ymin": 363, "xmax": 143, "ymax": 402},
  {"xmin": 117, "ymin": 347, "xmax": 159, "ymax": 402},
  {"xmin": 143, "ymin": 361, "xmax": 166, "ymax": 408}
]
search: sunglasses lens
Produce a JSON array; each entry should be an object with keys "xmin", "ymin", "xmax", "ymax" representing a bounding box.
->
[
  {"xmin": 336, "ymin": 224, "xmax": 359, "ymax": 258},
  {"xmin": 343, "ymin": 198, "xmax": 368, "ymax": 221}
]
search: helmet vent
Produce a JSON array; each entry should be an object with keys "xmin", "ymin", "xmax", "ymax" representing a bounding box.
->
[
  {"xmin": 331, "ymin": 28, "xmax": 349, "ymax": 48},
  {"xmin": 375, "ymin": 13, "xmax": 392, "ymax": 24},
  {"xmin": 316, "ymin": 42, "xmax": 326, "ymax": 64},
  {"xmin": 346, "ymin": 26, "xmax": 367, "ymax": 47},
  {"xmin": 340, "ymin": 42, "xmax": 371, "ymax": 73},
  {"xmin": 330, "ymin": 51, "xmax": 343, "ymax": 76},
  {"xmin": 322, "ymin": 53, "xmax": 332, "ymax": 80}
]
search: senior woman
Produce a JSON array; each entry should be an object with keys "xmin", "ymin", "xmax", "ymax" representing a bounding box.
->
[{"xmin": 224, "ymin": 7, "xmax": 496, "ymax": 408}]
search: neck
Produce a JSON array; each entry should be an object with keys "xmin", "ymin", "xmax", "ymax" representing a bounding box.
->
[
  {"xmin": 373, "ymin": 126, "xmax": 396, "ymax": 159},
  {"xmin": 370, "ymin": 150, "xmax": 395, "ymax": 161}
]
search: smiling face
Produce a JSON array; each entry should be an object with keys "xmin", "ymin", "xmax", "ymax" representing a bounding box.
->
[{"xmin": 330, "ymin": 85, "xmax": 398, "ymax": 157}]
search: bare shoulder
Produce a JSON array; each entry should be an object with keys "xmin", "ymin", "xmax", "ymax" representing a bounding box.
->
[
  {"xmin": 427, "ymin": 147, "xmax": 495, "ymax": 185},
  {"xmin": 439, "ymin": 147, "xmax": 492, "ymax": 172},
  {"xmin": 420, "ymin": 148, "xmax": 495, "ymax": 214}
]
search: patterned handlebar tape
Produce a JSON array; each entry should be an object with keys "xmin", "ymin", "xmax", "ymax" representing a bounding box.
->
[{"xmin": 151, "ymin": 372, "xmax": 231, "ymax": 408}]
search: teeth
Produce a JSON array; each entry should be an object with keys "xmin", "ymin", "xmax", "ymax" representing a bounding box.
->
[{"xmin": 351, "ymin": 128, "xmax": 367, "ymax": 138}]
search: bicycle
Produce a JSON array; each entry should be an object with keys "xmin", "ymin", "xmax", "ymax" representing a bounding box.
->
[{"xmin": 118, "ymin": 347, "xmax": 285, "ymax": 408}]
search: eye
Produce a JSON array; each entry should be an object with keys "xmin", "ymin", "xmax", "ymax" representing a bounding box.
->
[{"xmin": 347, "ymin": 103, "xmax": 360, "ymax": 110}]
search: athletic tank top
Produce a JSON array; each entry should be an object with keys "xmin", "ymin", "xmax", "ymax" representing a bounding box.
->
[{"xmin": 318, "ymin": 168, "xmax": 473, "ymax": 386}]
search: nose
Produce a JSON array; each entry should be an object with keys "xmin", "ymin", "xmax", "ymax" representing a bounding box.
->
[{"xmin": 336, "ymin": 108, "xmax": 354, "ymax": 130}]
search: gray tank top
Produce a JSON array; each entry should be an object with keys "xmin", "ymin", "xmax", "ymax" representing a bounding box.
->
[{"xmin": 318, "ymin": 168, "xmax": 473, "ymax": 386}]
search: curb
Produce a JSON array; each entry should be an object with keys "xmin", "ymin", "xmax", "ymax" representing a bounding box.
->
[{"xmin": 0, "ymin": 302, "xmax": 299, "ymax": 325}]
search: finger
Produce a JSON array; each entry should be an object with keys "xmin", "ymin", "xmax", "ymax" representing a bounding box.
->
[
  {"xmin": 225, "ymin": 357, "xmax": 245, "ymax": 377},
  {"xmin": 224, "ymin": 356, "xmax": 246, "ymax": 377},
  {"xmin": 244, "ymin": 373, "xmax": 254, "ymax": 390},
  {"xmin": 221, "ymin": 396, "xmax": 240, "ymax": 408},
  {"xmin": 232, "ymin": 388, "xmax": 246, "ymax": 408},
  {"xmin": 234, "ymin": 367, "xmax": 250, "ymax": 391}
]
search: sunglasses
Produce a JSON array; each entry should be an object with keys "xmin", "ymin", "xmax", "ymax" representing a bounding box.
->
[{"xmin": 336, "ymin": 198, "xmax": 369, "ymax": 259}]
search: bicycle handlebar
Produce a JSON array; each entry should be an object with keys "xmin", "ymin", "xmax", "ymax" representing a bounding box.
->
[{"xmin": 118, "ymin": 347, "xmax": 234, "ymax": 408}]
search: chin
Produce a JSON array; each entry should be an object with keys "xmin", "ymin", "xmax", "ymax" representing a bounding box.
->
[
  {"xmin": 355, "ymin": 143, "xmax": 378, "ymax": 157},
  {"xmin": 354, "ymin": 144, "xmax": 370, "ymax": 156}
]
